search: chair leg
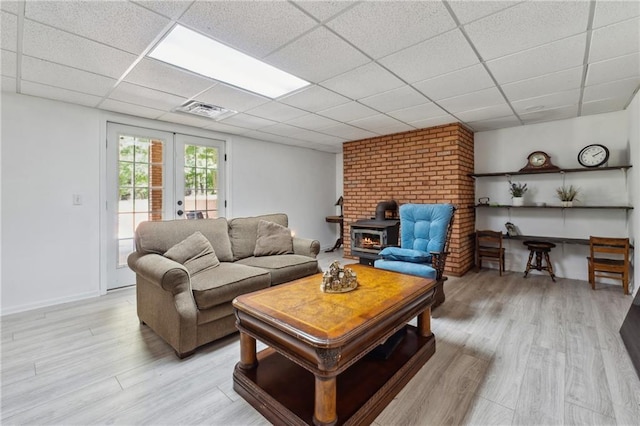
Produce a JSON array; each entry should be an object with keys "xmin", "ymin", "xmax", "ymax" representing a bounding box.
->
[
  {"xmin": 588, "ymin": 264, "xmax": 595, "ymax": 290},
  {"xmin": 623, "ymin": 270, "xmax": 629, "ymax": 295}
]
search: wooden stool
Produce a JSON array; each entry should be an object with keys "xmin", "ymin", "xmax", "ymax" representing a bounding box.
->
[{"xmin": 523, "ymin": 241, "xmax": 556, "ymax": 282}]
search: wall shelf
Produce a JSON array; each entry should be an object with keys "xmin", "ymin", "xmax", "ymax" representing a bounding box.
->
[
  {"xmin": 475, "ymin": 204, "xmax": 633, "ymax": 210},
  {"xmin": 502, "ymin": 234, "xmax": 634, "ymax": 248},
  {"xmin": 469, "ymin": 165, "xmax": 632, "ymax": 178}
]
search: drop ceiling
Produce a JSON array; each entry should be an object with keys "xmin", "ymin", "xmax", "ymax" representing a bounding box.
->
[{"xmin": 1, "ymin": 1, "xmax": 639, "ymax": 153}]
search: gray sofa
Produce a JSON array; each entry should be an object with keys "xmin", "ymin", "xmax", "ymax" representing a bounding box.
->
[{"xmin": 127, "ymin": 213, "xmax": 321, "ymax": 358}]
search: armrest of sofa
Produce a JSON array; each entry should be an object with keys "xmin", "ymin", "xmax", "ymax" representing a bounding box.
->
[
  {"xmin": 127, "ymin": 252, "xmax": 191, "ymax": 294},
  {"xmin": 293, "ymin": 237, "xmax": 320, "ymax": 258}
]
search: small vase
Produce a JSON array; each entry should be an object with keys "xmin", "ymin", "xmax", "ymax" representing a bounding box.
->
[
  {"xmin": 512, "ymin": 197, "xmax": 524, "ymax": 207},
  {"xmin": 562, "ymin": 201, "xmax": 573, "ymax": 207}
]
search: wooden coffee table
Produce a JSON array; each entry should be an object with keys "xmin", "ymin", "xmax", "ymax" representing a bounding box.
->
[{"xmin": 232, "ymin": 264, "xmax": 438, "ymax": 426}]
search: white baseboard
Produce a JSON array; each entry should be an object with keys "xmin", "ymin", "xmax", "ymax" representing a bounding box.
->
[{"xmin": 0, "ymin": 290, "xmax": 102, "ymax": 317}]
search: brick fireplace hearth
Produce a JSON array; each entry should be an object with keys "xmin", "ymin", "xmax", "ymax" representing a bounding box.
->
[{"xmin": 343, "ymin": 123, "xmax": 475, "ymax": 276}]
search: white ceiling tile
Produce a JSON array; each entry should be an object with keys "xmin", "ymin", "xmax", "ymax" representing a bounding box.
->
[
  {"xmin": 1, "ymin": 76, "xmax": 16, "ymax": 92},
  {"xmin": 438, "ymin": 87, "xmax": 506, "ymax": 114},
  {"xmin": 197, "ymin": 83, "xmax": 270, "ymax": 112},
  {"xmin": 202, "ymin": 121, "xmax": 252, "ymax": 135},
  {"xmin": 320, "ymin": 123, "xmax": 378, "ymax": 140},
  {"xmin": 349, "ymin": 114, "xmax": 414, "ymax": 134},
  {"xmin": 22, "ymin": 56, "xmax": 117, "ymax": 97},
  {"xmin": 593, "ymin": 2, "xmax": 640, "ymax": 29},
  {"xmin": 218, "ymin": 113, "xmax": 277, "ymax": 130},
  {"xmin": 413, "ymin": 64, "xmax": 495, "ymax": 101},
  {"xmin": 25, "ymin": 1, "xmax": 169, "ymax": 54},
  {"xmin": 465, "ymin": 1, "xmax": 590, "ymax": 61},
  {"xmin": 261, "ymin": 123, "xmax": 307, "ymax": 138},
  {"xmin": 243, "ymin": 101, "xmax": 308, "ymax": 122},
  {"xmin": 265, "ymin": 27, "xmax": 369, "ymax": 83},
  {"xmin": 466, "ymin": 115, "xmax": 522, "ymax": 132},
  {"xmin": 99, "ymin": 99, "xmax": 166, "ymax": 120},
  {"xmin": 447, "ymin": 1, "xmax": 521, "ymax": 25},
  {"xmin": 455, "ymin": 104, "xmax": 515, "ymax": 122},
  {"xmin": 511, "ymin": 89, "xmax": 580, "ymax": 114},
  {"xmin": 179, "ymin": 1, "xmax": 317, "ymax": 58},
  {"xmin": 21, "ymin": 81, "xmax": 102, "ymax": 107},
  {"xmin": 487, "ymin": 34, "xmax": 586, "ymax": 85},
  {"xmin": 132, "ymin": 0, "xmax": 194, "ymax": 20},
  {"xmin": 583, "ymin": 77, "xmax": 640, "ymax": 103},
  {"xmin": 288, "ymin": 129, "xmax": 346, "ymax": 146},
  {"xmin": 319, "ymin": 62, "xmax": 405, "ymax": 100},
  {"xmin": 379, "ymin": 29, "xmax": 480, "ymax": 83},
  {"xmin": 1, "ymin": 1, "xmax": 20, "ymax": 14},
  {"xmin": 590, "ymin": 17, "xmax": 640, "ymax": 62},
  {"xmin": 108, "ymin": 82, "xmax": 187, "ymax": 111},
  {"xmin": 520, "ymin": 105, "xmax": 578, "ymax": 124},
  {"xmin": 125, "ymin": 58, "xmax": 215, "ymax": 98},
  {"xmin": 1, "ymin": 49, "xmax": 16, "ymax": 77},
  {"xmin": 285, "ymin": 114, "xmax": 339, "ymax": 131},
  {"xmin": 157, "ymin": 112, "xmax": 223, "ymax": 129},
  {"xmin": 502, "ymin": 66, "xmax": 584, "ymax": 101},
  {"xmin": 279, "ymin": 85, "xmax": 349, "ymax": 112},
  {"xmin": 1, "ymin": 11, "xmax": 17, "ymax": 51},
  {"xmin": 581, "ymin": 97, "xmax": 630, "ymax": 116},
  {"xmin": 294, "ymin": 1, "xmax": 355, "ymax": 22},
  {"xmin": 408, "ymin": 114, "xmax": 457, "ymax": 129},
  {"xmin": 359, "ymin": 86, "xmax": 429, "ymax": 113},
  {"xmin": 22, "ymin": 20, "xmax": 137, "ymax": 79},
  {"xmin": 326, "ymin": 1, "xmax": 455, "ymax": 59},
  {"xmin": 317, "ymin": 102, "xmax": 378, "ymax": 122},
  {"xmin": 387, "ymin": 102, "xmax": 448, "ymax": 123},
  {"xmin": 587, "ymin": 53, "xmax": 640, "ymax": 86}
]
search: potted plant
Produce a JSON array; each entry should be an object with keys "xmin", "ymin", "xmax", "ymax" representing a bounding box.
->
[
  {"xmin": 556, "ymin": 185, "xmax": 579, "ymax": 207},
  {"xmin": 508, "ymin": 180, "xmax": 528, "ymax": 206}
]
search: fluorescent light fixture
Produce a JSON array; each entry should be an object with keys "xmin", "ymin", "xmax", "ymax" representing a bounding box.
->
[{"xmin": 149, "ymin": 25, "xmax": 309, "ymax": 99}]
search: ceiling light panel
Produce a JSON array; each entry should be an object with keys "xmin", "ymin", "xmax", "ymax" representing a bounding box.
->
[{"xmin": 149, "ymin": 25, "xmax": 310, "ymax": 98}]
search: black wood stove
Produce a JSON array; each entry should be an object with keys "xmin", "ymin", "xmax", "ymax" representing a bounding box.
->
[{"xmin": 351, "ymin": 201, "xmax": 400, "ymax": 266}]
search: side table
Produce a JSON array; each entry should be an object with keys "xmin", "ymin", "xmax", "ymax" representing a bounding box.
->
[{"xmin": 325, "ymin": 215, "xmax": 343, "ymax": 252}]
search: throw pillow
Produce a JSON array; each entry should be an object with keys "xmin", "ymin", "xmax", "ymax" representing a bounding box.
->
[
  {"xmin": 164, "ymin": 231, "xmax": 220, "ymax": 276},
  {"xmin": 254, "ymin": 220, "xmax": 294, "ymax": 257},
  {"xmin": 379, "ymin": 247, "xmax": 432, "ymax": 263}
]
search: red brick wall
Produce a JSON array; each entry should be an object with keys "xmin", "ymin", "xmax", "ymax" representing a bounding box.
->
[
  {"xmin": 149, "ymin": 140, "xmax": 163, "ymax": 221},
  {"xmin": 343, "ymin": 123, "xmax": 475, "ymax": 276}
]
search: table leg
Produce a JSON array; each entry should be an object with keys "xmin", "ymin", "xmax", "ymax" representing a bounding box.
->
[
  {"xmin": 238, "ymin": 332, "xmax": 257, "ymax": 370},
  {"xmin": 417, "ymin": 306, "xmax": 432, "ymax": 337},
  {"xmin": 313, "ymin": 376, "xmax": 337, "ymax": 426}
]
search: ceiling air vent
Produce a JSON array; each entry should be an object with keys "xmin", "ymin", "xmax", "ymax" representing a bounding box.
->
[{"xmin": 175, "ymin": 100, "xmax": 236, "ymax": 120}]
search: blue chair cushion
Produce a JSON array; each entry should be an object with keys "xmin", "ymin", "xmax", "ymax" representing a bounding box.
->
[
  {"xmin": 378, "ymin": 247, "xmax": 432, "ymax": 263},
  {"xmin": 374, "ymin": 259, "xmax": 437, "ymax": 279},
  {"xmin": 400, "ymin": 204, "xmax": 454, "ymax": 253}
]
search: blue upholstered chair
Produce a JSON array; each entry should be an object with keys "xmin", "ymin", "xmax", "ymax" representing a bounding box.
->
[{"xmin": 374, "ymin": 203, "xmax": 455, "ymax": 307}]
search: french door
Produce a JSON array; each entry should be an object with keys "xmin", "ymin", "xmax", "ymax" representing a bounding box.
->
[{"xmin": 106, "ymin": 123, "xmax": 225, "ymax": 289}]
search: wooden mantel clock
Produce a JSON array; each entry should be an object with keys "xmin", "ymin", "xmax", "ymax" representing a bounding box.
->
[{"xmin": 519, "ymin": 151, "xmax": 560, "ymax": 172}]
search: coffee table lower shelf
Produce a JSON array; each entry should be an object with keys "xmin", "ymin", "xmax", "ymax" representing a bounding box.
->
[{"xmin": 233, "ymin": 325, "xmax": 435, "ymax": 426}]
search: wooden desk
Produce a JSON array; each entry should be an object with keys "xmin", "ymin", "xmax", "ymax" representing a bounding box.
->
[
  {"xmin": 233, "ymin": 265, "xmax": 437, "ymax": 425},
  {"xmin": 325, "ymin": 215, "xmax": 344, "ymax": 252}
]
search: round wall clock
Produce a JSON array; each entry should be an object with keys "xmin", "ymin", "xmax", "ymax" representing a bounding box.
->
[
  {"xmin": 519, "ymin": 151, "xmax": 559, "ymax": 172},
  {"xmin": 578, "ymin": 144, "xmax": 609, "ymax": 168}
]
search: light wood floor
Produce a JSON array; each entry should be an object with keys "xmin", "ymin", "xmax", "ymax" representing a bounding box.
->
[{"xmin": 2, "ymin": 250, "xmax": 639, "ymax": 425}]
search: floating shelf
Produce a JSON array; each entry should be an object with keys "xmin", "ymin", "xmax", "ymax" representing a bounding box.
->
[
  {"xmin": 470, "ymin": 165, "xmax": 632, "ymax": 178},
  {"xmin": 475, "ymin": 204, "xmax": 633, "ymax": 210}
]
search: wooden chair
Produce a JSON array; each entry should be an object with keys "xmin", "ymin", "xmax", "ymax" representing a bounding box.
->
[
  {"xmin": 588, "ymin": 236, "xmax": 631, "ymax": 294},
  {"xmin": 476, "ymin": 230, "xmax": 505, "ymax": 275}
]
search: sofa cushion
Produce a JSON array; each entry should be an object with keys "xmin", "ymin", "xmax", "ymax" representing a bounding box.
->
[
  {"xmin": 373, "ymin": 259, "xmax": 437, "ymax": 279},
  {"xmin": 378, "ymin": 247, "xmax": 432, "ymax": 263},
  {"xmin": 254, "ymin": 220, "xmax": 293, "ymax": 257},
  {"xmin": 228, "ymin": 213, "xmax": 288, "ymax": 261},
  {"xmin": 164, "ymin": 231, "xmax": 220, "ymax": 276},
  {"xmin": 236, "ymin": 255, "xmax": 319, "ymax": 286},
  {"xmin": 136, "ymin": 218, "xmax": 234, "ymax": 262},
  {"xmin": 190, "ymin": 263, "xmax": 270, "ymax": 310}
]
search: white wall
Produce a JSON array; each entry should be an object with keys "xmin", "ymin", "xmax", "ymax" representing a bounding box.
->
[
  {"xmin": 1, "ymin": 93, "xmax": 338, "ymax": 314},
  {"xmin": 627, "ymin": 90, "xmax": 639, "ymax": 296},
  {"xmin": 475, "ymin": 111, "xmax": 634, "ymax": 284}
]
